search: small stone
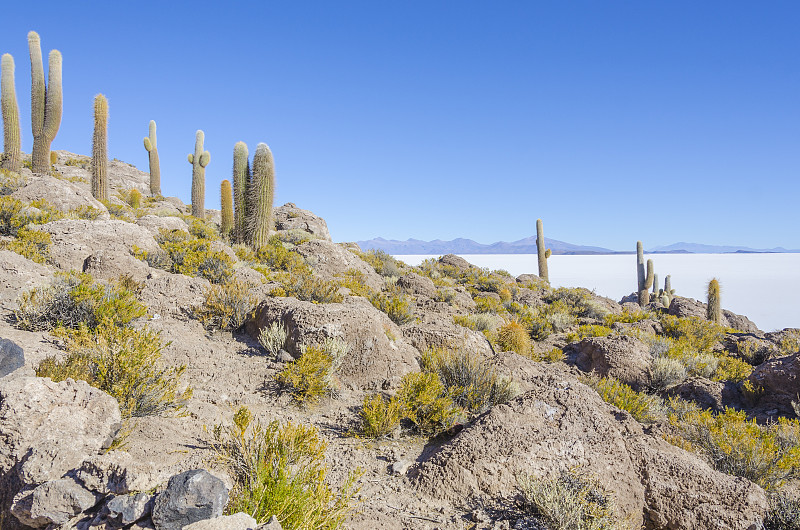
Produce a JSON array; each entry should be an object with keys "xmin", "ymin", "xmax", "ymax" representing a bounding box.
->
[
  {"xmin": 0, "ymin": 338, "xmax": 25, "ymax": 378},
  {"xmin": 183, "ymin": 512, "xmax": 258, "ymax": 530},
  {"xmin": 259, "ymin": 515, "xmax": 283, "ymax": 529},
  {"xmin": 276, "ymin": 349, "xmax": 294, "ymax": 363},
  {"xmin": 151, "ymin": 469, "xmax": 228, "ymax": 530},
  {"xmin": 389, "ymin": 460, "xmax": 412, "ymax": 476},
  {"xmin": 471, "ymin": 508, "xmax": 491, "ymax": 523},
  {"xmin": 102, "ymin": 492, "xmax": 154, "ymax": 527}
]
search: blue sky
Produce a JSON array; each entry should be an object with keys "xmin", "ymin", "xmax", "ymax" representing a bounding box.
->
[{"xmin": 2, "ymin": 2, "xmax": 799, "ymax": 250}]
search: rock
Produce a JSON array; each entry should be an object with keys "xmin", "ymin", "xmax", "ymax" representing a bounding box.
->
[
  {"xmin": 274, "ymin": 203, "xmax": 331, "ymax": 241},
  {"xmin": 515, "ymin": 273, "xmax": 542, "ymax": 285},
  {"xmin": 151, "ymin": 470, "xmax": 228, "ymax": 530},
  {"xmin": 747, "ymin": 352, "xmax": 800, "ymax": 415},
  {"xmin": 12, "ymin": 175, "xmax": 110, "ymax": 219},
  {"xmin": 438, "ymin": 254, "xmax": 472, "ymax": 271},
  {"xmin": 141, "ymin": 273, "xmax": 211, "ymax": 320},
  {"xmin": 390, "ymin": 460, "xmax": 413, "ymax": 476},
  {"xmin": 135, "ymin": 215, "xmax": 189, "ymax": 236},
  {"xmin": 396, "ymin": 273, "xmax": 436, "ymax": 299},
  {"xmin": 101, "ymin": 492, "xmax": 154, "ymax": 527},
  {"xmin": 668, "ymin": 296, "xmax": 758, "ymax": 332},
  {"xmin": 667, "ymin": 377, "xmax": 742, "ymax": 412},
  {"xmin": 570, "ymin": 334, "xmax": 652, "ymax": 390},
  {"xmin": 11, "ymin": 477, "xmax": 99, "ymax": 528},
  {"xmin": 514, "ymin": 287, "xmax": 545, "ymax": 308},
  {"xmin": 295, "ymin": 240, "xmax": 383, "ymax": 291},
  {"xmin": 0, "ymin": 338, "xmax": 25, "ymax": 379},
  {"xmin": 246, "ymin": 296, "xmax": 419, "ymax": 389},
  {"xmin": 723, "ymin": 309, "xmax": 759, "ymax": 333},
  {"xmin": 183, "ymin": 512, "xmax": 258, "ymax": 530},
  {"xmin": 108, "ymin": 158, "xmax": 151, "ymax": 194},
  {"xmin": 77, "ymin": 451, "xmax": 168, "ymax": 495},
  {"xmin": 258, "ymin": 516, "xmax": 283, "ymax": 530},
  {"xmin": 401, "ymin": 314, "xmax": 492, "ymax": 357},
  {"xmin": 619, "ymin": 293, "xmax": 639, "ymax": 305},
  {"xmin": 33, "ymin": 219, "xmax": 161, "ymax": 281},
  {"xmin": 0, "ymin": 249, "xmax": 53, "ymax": 311}
]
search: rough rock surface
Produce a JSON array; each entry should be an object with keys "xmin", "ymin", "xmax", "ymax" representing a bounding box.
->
[
  {"xmin": 748, "ymin": 352, "xmax": 800, "ymax": 415},
  {"xmin": 135, "ymin": 215, "xmax": 189, "ymax": 236},
  {"xmin": 151, "ymin": 470, "xmax": 228, "ymax": 530},
  {"xmin": 141, "ymin": 273, "xmax": 211, "ymax": 320},
  {"xmin": 77, "ymin": 451, "xmax": 169, "ymax": 496},
  {"xmin": 668, "ymin": 296, "xmax": 759, "ymax": 332},
  {"xmin": 295, "ymin": 240, "xmax": 383, "ymax": 291},
  {"xmin": 571, "ymin": 334, "xmax": 652, "ymax": 390},
  {"xmin": 667, "ymin": 377, "xmax": 742, "ymax": 412},
  {"xmin": 99, "ymin": 492, "xmax": 154, "ymax": 527},
  {"xmin": 0, "ymin": 250, "xmax": 53, "ymax": 311},
  {"xmin": 0, "ymin": 338, "xmax": 25, "ymax": 379},
  {"xmin": 401, "ymin": 314, "xmax": 492, "ymax": 357},
  {"xmin": 439, "ymin": 254, "xmax": 472, "ymax": 271},
  {"xmin": 397, "ymin": 272, "xmax": 436, "ymax": 299},
  {"xmin": 246, "ymin": 296, "xmax": 419, "ymax": 389},
  {"xmin": 11, "ymin": 478, "xmax": 99, "ymax": 527},
  {"xmin": 12, "ymin": 175, "xmax": 110, "ymax": 219},
  {"xmin": 274, "ymin": 203, "xmax": 331, "ymax": 241},
  {"xmin": 183, "ymin": 512, "xmax": 258, "ymax": 530}
]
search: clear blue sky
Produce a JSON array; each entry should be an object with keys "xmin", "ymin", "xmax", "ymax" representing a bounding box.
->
[{"xmin": 3, "ymin": 2, "xmax": 799, "ymax": 250}]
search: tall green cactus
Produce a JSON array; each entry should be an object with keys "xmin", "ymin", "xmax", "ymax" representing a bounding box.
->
[
  {"xmin": 248, "ymin": 143, "xmax": 275, "ymax": 251},
  {"xmin": 1, "ymin": 54, "xmax": 21, "ymax": 172},
  {"xmin": 91, "ymin": 94, "xmax": 108, "ymax": 201},
  {"xmin": 220, "ymin": 179, "xmax": 233, "ymax": 239},
  {"xmin": 707, "ymin": 278, "xmax": 721, "ymax": 324},
  {"xmin": 652, "ymin": 273, "xmax": 659, "ymax": 295},
  {"xmin": 636, "ymin": 241, "xmax": 654, "ymax": 306},
  {"xmin": 536, "ymin": 218, "xmax": 550, "ymax": 283},
  {"xmin": 232, "ymin": 141, "xmax": 249, "ymax": 244},
  {"xmin": 28, "ymin": 31, "xmax": 62, "ymax": 175},
  {"xmin": 143, "ymin": 120, "xmax": 161, "ymax": 196},
  {"xmin": 188, "ymin": 130, "xmax": 210, "ymax": 219}
]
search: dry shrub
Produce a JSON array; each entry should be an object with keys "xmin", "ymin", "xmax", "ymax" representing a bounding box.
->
[
  {"xmin": 359, "ymin": 393, "xmax": 405, "ymax": 439},
  {"xmin": 397, "ymin": 372, "xmax": 460, "ymax": 435},
  {"xmin": 258, "ymin": 321, "xmax": 288, "ymax": 356},
  {"xmin": 496, "ymin": 320, "xmax": 532, "ymax": 355},
  {"xmin": 195, "ymin": 279, "xmax": 257, "ymax": 331},
  {"xmin": 275, "ymin": 339, "xmax": 348, "ymax": 405}
]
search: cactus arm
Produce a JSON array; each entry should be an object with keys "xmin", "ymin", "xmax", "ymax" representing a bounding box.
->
[
  {"xmin": 536, "ymin": 218, "xmax": 549, "ymax": 283},
  {"xmin": 645, "ymin": 259, "xmax": 654, "ymax": 289},
  {"xmin": 200, "ymin": 151, "xmax": 210, "ymax": 167},
  {"xmin": 42, "ymin": 50, "xmax": 62, "ymax": 143},
  {"xmin": 144, "ymin": 137, "xmax": 152, "ymax": 151},
  {"xmin": 1, "ymin": 54, "xmax": 21, "ymax": 172}
]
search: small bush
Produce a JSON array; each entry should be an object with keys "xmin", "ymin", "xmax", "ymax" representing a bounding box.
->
[
  {"xmin": 355, "ymin": 249, "xmax": 405, "ymax": 277},
  {"xmin": 256, "ymin": 236, "xmax": 307, "ymax": 272},
  {"xmin": 273, "ymin": 270, "xmax": 343, "ymax": 304},
  {"xmin": 496, "ymin": 320, "xmax": 532, "ymax": 355},
  {"xmin": 566, "ymin": 324, "xmax": 614, "ymax": 343},
  {"xmin": 0, "ymin": 169, "xmax": 26, "ymax": 195},
  {"xmin": 764, "ymin": 492, "xmax": 800, "ymax": 530},
  {"xmin": 3, "ymin": 226, "xmax": 51, "ymax": 264},
  {"xmin": 337, "ymin": 269, "xmax": 375, "ymax": 298},
  {"xmin": 258, "ymin": 322, "xmax": 288, "ymax": 356},
  {"xmin": 660, "ymin": 315, "xmax": 724, "ymax": 352},
  {"xmin": 398, "ymin": 372, "xmax": 460, "ymax": 435},
  {"xmin": 583, "ymin": 375, "xmax": 664, "ymax": 424},
  {"xmin": 359, "ymin": 393, "xmax": 405, "ymax": 438},
  {"xmin": 529, "ymin": 347, "xmax": 566, "ymax": 363},
  {"xmin": 211, "ymin": 406, "xmax": 360, "ymax": 529},
  {"xmin": 649, "ymin": 356, "xmax": 687, "ymax": 391},
  {"xmin": 604, "ymin": 309, "xmax": 652, "ymax": 325},
  {"xmin": 152, "ymin": 229, "xmax": 234, "ymax": 284},
  {"xmin": 275, "ymin": 341, "xmax": 347, "ymax": 405},
  {"xmin": 453, "ymin": 312, "xmax": 503, "ymax": 333},
  {"xmin": 434, "ymin": 287, "xmax": 457, "ymax": 304},
  {"xmin": 195, "ymin": 279, "xmax": 257, "ymax": 331},
  {"xmin": 474, "ymin": 295, "xmax": 504, "ymax": 314},
  {"xmin": 712, "ymin": 354, "xmax": 753, "ymax": 383},
  {"xmin": 369, "ymin": 292, "xmax": 414, "ymax": 325}
]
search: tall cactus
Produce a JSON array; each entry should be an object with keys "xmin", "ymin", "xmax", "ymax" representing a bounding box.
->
[
  {"xmin": 220, "ymin": 179, "xmax": 233, "ymax": 239},
  {"xmin": 91, "ymin": 94, "xmax": 108, "ymax": 201},
  {"xmin": 707, "ymin": 278, "xmax": 721, "ymax": 324},
  {"xmin": 143, "ymin": 120, "xmax": 161, "ymax": 196},
  {"xmin": 636, "ymin": 241, "xmax": 654, "ymax": 306},
  {"xmin": 662, "ymin": 275, "xmax": 675, "ymax": 307},
  {"xmin": 188, "ymin": 130, "xmax": 210, "ymax": 219},
  {"xmin": 652, "ymin": 273, "xmax": 659, "ymax": 295},
  {"xmin": 248, "ymin": 143, "xmax": 275, "ymax": 251},
  {"xmin": 28, "ymin": 32, "xmax": 62, "ymax": 175},
  {"xmin": 1, "ymin": 54, "xmax": 21, "ymax": 172},
  {"xmin": 536, "ymin": 218, "xmax": 550, "ymax": 283},
  {"xmin": 232, "ymin": 141, "xmax": 249, "ymax": 243}
]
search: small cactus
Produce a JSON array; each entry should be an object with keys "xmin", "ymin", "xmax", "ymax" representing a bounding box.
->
[
  {"xmin": 232, "ymin": 141, "xmax": 249, "ymax": 243},
  {"xmin": 707, "ymin": 278, "xmax": 721, "ymax": 324},
  {"xmin": 28, "ymin": 32, "xmax": 62, "ymax": 175},
  {"xmin": 188, "ymin": 130, "xmax": 210, "ymax": 219},
  {"xmin": 1, "ymin": 54, "xmax": 21, "ymax": 172},
  {"xmin": 143, "ymin": 120, "xmax": 161, "ymax": 196},
  {"xmin": 248, "ymin": 143, "xmax": 275, "ymax": 251},
  {"xmin": 220, "ymin": 179, "xmax": 233, "ymax": 239},
  {"xmin": 636, "ymin": 241, "xmax": 654, "ymax": 306},
  {"xmin": 652, "ymin": 273, "xmax": 659, "ymax": 295},
  {"xmin": 91, "ymin": 94, "xmax": 108, "ymax": 201},
  {"xmin": 663, "ymin": 275, "xmax": 675, "ymax": 307},
  {"xmin": 536, "ymin": 218, "xmax": 550, "ymax": 283}
]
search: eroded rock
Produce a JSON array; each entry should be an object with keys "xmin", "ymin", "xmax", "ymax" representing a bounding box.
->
[{"xmin": 151, "ymin": 470, "xmax": 228, "ymax": 530}]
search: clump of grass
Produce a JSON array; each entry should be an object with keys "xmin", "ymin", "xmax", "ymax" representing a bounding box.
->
[
  {"xmin": 565, "ymin": 324, "xmax": 614, "ymax": 343},
  {"xmin": 582, "ymin": 375, "xmax": 664, "ymax": 424},
  {"xmin": 397, "ymin": 372, "xmax": 461, "ymax": 435},
  {"xmin": 711, "ymin": 354, "xmax": 753, "ymax": 383},
  {"xmin": 272, "ymin": 269, "xmax": 343, "ymax": 304},
  {"xmin": 275, "ymin": 340, "xmax": 348, "ymax": 405},
  {"xmin": 212, "ymin": 406, "xmax": 361, "ymax": 529},
  {"xmin": 496, "ymin": 319, "xmax": 532, "ymax": 355},
  {"xmin": 194, "ymin": 279, "xmax": 257, "ymax": 331},
  {"xmin": 337, "ymin": 269, "xmax": 375, "ymax": 298},
  {"xmin": 649, "ymin": 356, "xmax": 687, "ymax": 392},
  {"xmin": 0, "ymin": 169, "xmax": 26, "ymax": 195},
  {"xmin": 453, "ymin": 312, "xmax": 503, "ymax": 333},
  {"xmin": 474, "ymin": 294, "xmax": 504, "ymax": 314},
  {"xmin": 660, "ymin": 315, "xmax": 725, "ymax": 352},
  {"xmin": 529, "ymin": 347, "xmax": 566, "ymax": 363},
  {"xmin": 258, "ymin": 321, "xmax": 288, "ymax": 356},
  {"xmin": 359, "ymin": 393, "xmax": 405, "ymax": 439},
  {"xmin": 256, "ymin": 236, "xmax": 308, "ymax": 272}
]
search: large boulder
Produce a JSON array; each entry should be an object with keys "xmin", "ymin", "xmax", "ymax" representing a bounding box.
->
[
  {"xmin": 10, "ymin": 477, "xmax": 99, "ymax": 528},
  {"xmin": 396, "ymin": 272, "xmax": 436, "ymax": 299},
  {"xmin": 747, "ymin": 352, "xmax": 800, "ymax": 415},
  {"xmin": 274, "ymin": 203, "xmax": 331, "ymax": 241},
  {"xmin": 77, "ymin": 451, "xmax": 169, "ymax": 496},
  {"xmin": 135, "ymin": 215, "xmax": 189, "ymax": 236},
  {"xmin": 0, "ymin": 339, "xmax": 25, "ymax": 379},
  {"xmin": 246, "ymin": 296, "xmax": 419, "ymax": 390},
  {"xmin": 401, "ymin": 314, "xmax": 492, "ymax": 357},
  {"xmin": 295, "ymin": 240, "xmax": 384, "ymax": 291},
  {"xmin": 12, "ymin": 175, "xmax": 110, "ymax": 219},
  {"xmin": 0, "ymin": 249, "xmax": 53, "ymax": 311},
  {"xmin": 151, "ymin": 470, "xmax": 228, "ymax": 530},
  {"xmin": 141, "ymin": 273, "xmax": 211, "ymax": 321},
  {"xmin": 667, "ymin": 377, "xmax": 743, "ymax": 412},
  {"xmin": 439, "ymin": 254, "xmax": 472, "ymax": 271},
  {"xmin": 570, "ymin": 334, "xmax": 652, "ymax": 390},
  {"xmin": 668, "ymin": 296, "xmax": 759, "ymax": 332}
]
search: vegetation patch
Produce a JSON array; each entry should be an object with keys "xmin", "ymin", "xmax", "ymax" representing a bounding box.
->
[
  {"xmin": 582, "ymin": 375, "xmax": 664, "ymax": 424},
  {"xmin": 275, "ymin": 339, "xmax": 348, "ymax": 405},
  {"xmin": 194, "ymin": 279, "xmax": 257, "ymax": 331},
  {"xmin": 496, "ymin": 319, "xmax": 532, "ymax": 355},
  {"xmin": 358, "ymin": 393, "xmax": 405, "ymax": 439},
  {"xmin": 397, "ymin": 371, "xmax": 461, "ymax": 435},
  {"xmin": 138, "ymin": 228, "xmax": 234, "ymax": 284}
]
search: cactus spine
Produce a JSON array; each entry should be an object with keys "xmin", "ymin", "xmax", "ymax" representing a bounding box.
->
[
  {"xmin": 91, "ymin": 94, "xmax": 108, "ymax": 201},
  {"xmin": 536, "ymin": 218, "xmax": 550, "ymax": 282},
  {"xmin": 248, "ymin": 143, "xmax": 275, "ymax": 251},
  {"xmin": 232, "ymin": 141, "xmax": 249, "ymax": 243},
  {"xmin": 1, "ymin": 54, "xmax": 21, "ymax": 172},
  {"xmin": 707, "ymin": 278, "xmax": 721, "ymax": 324},
  {"xmin": 220, "ymin": 179, "xmax": 233, "ymax": 239},
  {"xmin": 143, "ymin": 120, "xmax": 161, "ymax": 196},
  {"xmin": 188, "ymin": 130, "xmax": 210, "ymax": 218},
  {"xmin": 28, "ymin": 32, "xmax": 62, "ymax": 175},
  {"xmin": 636, "ymin": 241, "xmax": 654, "ymax": 306}
]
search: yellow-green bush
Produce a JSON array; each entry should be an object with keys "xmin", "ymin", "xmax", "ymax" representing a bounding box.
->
[
  {"xmin": 337, "ymin": 269, "xmax": 376, "ymax": 298},
  {"xmin": 583, "ymin": 375, "xmax": 664, "ymax": 424},
  {"xmin": 256, "ymin": 236, "xmax": 307, "ymax": 272},
  {"xmin": 149, "ymin": 228, "xmax": 234, "ymax": 284},
  {"xmin": 194, "ymin": 279, "xmax": 257, "ymax": 331},
  {"xmin": 660, "ymin": 315, "xmax": 724, "ymax": 352},
  {"xmin": 3, "ymin": 226, "xmax": 51, "ymax": 264},
  {"xmin": 354, "ymin": 249, "xmax": 405, "ymax": 277},
  {"xmin": 763, "ymin": 492, "xmax": 800, "ymax": 530},
  {"xmin": 712, "ymin": 354, "xmax": 753, "ymax": 383},
  {"xmin": 359, "ymin": 393, "xmax": 405, "ymax": 438},
  {"xmin": 275, "ymin": 346, "xmax": 339, "ymax": 405},
  {"xmin": 398, "ymin": 372, "xmax": 460, "ymax": 435},
  {"xmin": 272, "ymin": 270, "xmax": 343, "ymax": 304},
  {"xmin": 474, "ymin": 294, "xmax": 504, "ymax": 314},
  {"xmin": 0, "ymin": 169, "xmax": 26, "ymax": 194},
  {"xmin": 496, "ymin": 319, "xmax": 532, "ymax": 355},
  {"xmin": 212, "ymin": 406, "xmax": 360, "ymax": 529},
  {"xmin": 566, "ymin": 324, "xmax": 614, "ymax": 343},
  {"xmin": 529, "ymin": 347, "xmax": 566, "ymax": 363},
  {"xmin": 369, "ymin": 291, "xmax": 414, "ymax": 325},
  {"xmin": 453, "ymin": 312, "xmax": 502, "ymax": 333},
  {"xmin": 604, "ymin": 309, "xmax": 652, "ymax": 325}
]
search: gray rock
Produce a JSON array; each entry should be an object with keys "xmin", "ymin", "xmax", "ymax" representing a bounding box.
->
[
  {"xmin": 12, "ymin": 174, "xmax": 110, "ymax": 219},
  {"xmin": 101, "ymin": 492, "xmax": 154, "ymax": 527},
  {"xmin": 77, "ymin": 451, "xmax": 168, "ymax": 495},
  {"xmin": 294, "ymin": 239, "xmax": 383, "ymax": 291},
  {"xmin": 439, "ymin": 254, "xmax": 473, "ymax": 271},
  {"xmin": 183, "ymin": 512, "xmax": 258, "ymax": 530},
  {"xmin": 274, "ymin": 203, "xmax": 331, "ymax": 241},
  {"xmin": 0, "ymin": 338, "xmax": 25, "ymax": 379},
  {"xmin": 135, "ymin": 215, "xmax": 189, "ymax": 236},
  {"xmin": 396, "ymin": 272, "xmax": 436, "ymax": 299},
  {"xmin": 0, "ymin": 249, "xmax": 53, "ymax": 311},
  {"xmin": 151, "ymin": 470, "xmax": 228, "ymax": 530},
  {"xmin": 257, "ymin": 516, "xmax": 282, "ymax": 530},
  {"xmin": 11, "ymin": 478, "xmax": 99, "ymax": 527},
  {"xmin": 570, "ymin": 334, "xmax": 652, "ymax": 391}
]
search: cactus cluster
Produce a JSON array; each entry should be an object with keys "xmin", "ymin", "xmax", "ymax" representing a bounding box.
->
[
  {"xmin": 231, "ymin": 141, "xmax": 275, "ymax": 250},
  {"xmin": 636, "ymin": 241, "xmax": 654, "ymax": 306},
  {"xmin": 660, "ymin": 275, "xmax": 675, "ymax": 307},
  {"xmin": 536, "ymin": 218, "xmax": 551, "ymax": 283},
  {"xmin": 1, "ymin": 54, "xmax": 21, "ymax": 172},
  {"xmin": 188, "ymin": 130, "xmax": 210, "ymax": 219},
  {"xmin": 707, "ymin": 278, "xmax": 721, "ymax": 323},
  {"xmin": 91, "ymin": 94, "xmax": 108, "ymax": 201},
  {"xmin": 143, "ymin": 120, "xmax": 161, "ymax": 196},
  {"xmin": 28, "ymin": 31, "xmax": 62, "ymax": 175}
]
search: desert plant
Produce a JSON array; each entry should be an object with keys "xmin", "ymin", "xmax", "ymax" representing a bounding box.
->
[
  {"xmin": 583, "ymin": 375, "xmax": 664, "ymax": 424},
  {"xmin": 195, "ymin": 279, "xmax": 257, "ymax": 331},
  {"xmin": 128, "ymin": 189, "xmax": 142, "ymax": 209},
  {"xmin": 649, "ymin": 355, "xmax": 687, "ymax": 391},
  {"xmin": 188, "ymin": 130, "xmax": 210, "ymax": 218},
  {"xmin": 211, "ymin": 406, "xmax": 360, "ymax": 528},
  {"xmin": 356, "ymin": 249, "xmax": 405, "ymax": 277},
  {"xmin": 496, "ymin": 319, "xmax": 531, "ymax": 355},
  {"xmin": 273, "ymin": 269, "xmax": 343, "ymax": 304},
  {"xmin": 3, "ymin": 226, "xmax": 51, "ymax": 264},
  {"xmin": 143, "ymin": 120, "xmax": 161, "ymax": 196},
  {"xmin": 0, "ymin": 169, "xmax": 25, "ymax": 194},
  {"xmin": 536, "ymin": 218, "xmax": 550, "ymax": 283},
  {"xmin": 369, "ymin": 291, "xmax": 414, "ymax": 325},
  {"xmin": 28, "ymin": 32, "xmax": 62, "ymax": 175},
  {"xmin": 359, "ymin": 393, "xmax": 405, "ymax": 438},
  {"xmin": 258, "ymin": 321, "xmax": 288, "ymax": 356},
  {"xmin": 707, "ymin": 278, "xmax": 721, "ymax": 324},
  {"xmin": 398, "ymin": 371, "xmax": 460, "ymax": 435},
  {"xmin": 148, "ymin": 228, "xmax": 234, "ymax": 284},
  {"xmin": 636, "ymin": 241, "xmax": 654, "ymax": 306},
  {"xmin": 232, "ymin": 141, "xmax": 249, "ymax": 243},
  {"xmin": 1, "ymin": 54, "xmax": 21, "ymax": 172},
  {"xmin": 275, "ymin": 345, "xmax": 341, "ymax": 405},
  {"xmin": 529, "ymin": 347, "xmax": 566, "ymax": 363},
  {"xmin": 248, "ymin": 143, "xmax": 275, "ymax": 251},
  {"xmin": 764, "ymin": 492, "xmax": 800, "ymax": 530},
  {"xmin": 453, "ymin": 312, "xmax": 503, "ymax": 333},
  {"xmin": 712, "ymin": 354, "xmax": 752, "ymax": 383},
  {"xmin": 91, "ymin": 94, "xmax": 109, "ymax": 200},
  {"xmin": 219, "ymin": 179, "xmax": 233, "ymax": 240},
  {"xmin": 662, "ymin": 275, "xmax": 675, "ymax": 307}
]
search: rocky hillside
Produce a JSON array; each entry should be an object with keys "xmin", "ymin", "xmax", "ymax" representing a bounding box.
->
[{"xmin": 0, "ymin": 158, "xmax": 799, "ymax": 530}]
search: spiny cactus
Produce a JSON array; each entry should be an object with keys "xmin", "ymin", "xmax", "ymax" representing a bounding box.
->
[
  {"xmin": 652, "ymin": 273, "xmax": 659, "ymax": 295},
  {"xmin": 220, "ymin": 179, "xmax": 233, "ymax": 239},
  {"xmin": 536, "ymin": 218, "xmax": 550, "ymax": 283},
  {"xmin": 49, "ymin": 150, "xmax": 57, "ymax": 165},
  {"xmin": 248, "ymin": 143, "xmax": 275, "ymax": 251},
  {"xmin": 143, "ymin": 120, "xmax": 161, "ymax": 196},
  {"xmin": 232, "ymin": 141, "xmax": 249, "ymax": 243},
  {"xmin": 28, "ymin": 32, "xmax": 62, "ymax": 175},
  {"xmin": 707, "ymin": 278, "xmax": 721, "ymax": 324},
  {"xmin": 662, "ymin": 275, "xmax": 675, "ymax": 307},
  {"xmin": 636, "ymin": 241, "xmax": 654, "ymax": 306},
  {"xmin": 188, "ymin": 130, "xmax": 210, "ymax": 219},
  {"xmin": 1, "ymin": 54, "xmax": 21, "ymax": 172},
  {"xmin": 91, "ymin": 94, "xmax": 108, "ymax": 201}
]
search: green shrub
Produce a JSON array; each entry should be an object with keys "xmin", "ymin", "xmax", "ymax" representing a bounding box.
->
[
  {"xmin": 258, "ymin": 322, "xmax": 288, "ymax": 356},
  {"xmin": 272, "ymin": 270, "xmax": 343, "ymax": 304},
  {"xmin": 453, "ymin": 312, "xmax": 502, "ymax": 333},
  {"xmin": 256, "ymin": 236, "xmax": 307, "ymax": 272},
  {"xmin": 36, "ymin": 322, "xmax": 191, "ymax": 418},
  {"xmin": 355, "ymin": 249, "xmax": 405, "ymax": 277},
  {"xmin": 212, "ymin": 406, "xmax": 360, "ymax": 529},
  {"xmin": 3, "ymin": 226, "xmax": 51, "ymax": 263},
  {"xmin": 369, "ymin": 291, "xmax": 414, "ymax": 325},
  {"xmin": 337, "ymin": 269, "xmax": 375, "ymax": 298},
  {"xmin": 529, "ymin": 347, "xmax": 566, "ymax": 363},
  {"xmin": 0, "ymin": 169, "xmax": 26, "ymax": 195},
  {"xmin": 583, "ymin": 375, "xmax": 664, "ymax": 424},
  {"xmin": 151, "ymin": 229, "xmax": 234, "ymax": 284},
  {"xmin": 398, "ymin": 372, "xmax": 460, "ymax": 435},
  {"xmin": 359, "ymin": 393, "xmax": 405, "ymax": 438},
  {"xmin": 496, "ymin": 320, "xmax": 532, "ymax": 355},
  {"xmin": 604, "ymin": 309, "xmax": 652, "ymax": 325},
  {"xmin": 660, "ymin": 315, "xmax": 724, "ymax": 352},
  {"xmin": 474, "ymin": 294, "xmax": 504, "ymax": 314},
  {"xmin": 566, "ymin": 324, "xmax": 614, "ymax": 343},
  {"xmin": 275, "ymin": 341, "xmax": 347, "ymax": 405},
  {"xmin": 194, "ymin": 279, "xmax": 257, "ymax": 331},
  {"xmin": 712, "ymin": 354, "xmax": 753, "ymax": 383}
]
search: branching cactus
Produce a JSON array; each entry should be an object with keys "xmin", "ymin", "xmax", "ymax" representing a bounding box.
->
[
  {"xmin": 220, "ymin": 179, "xmax": 233, "ymax": 239},
  {"xmin": 232, "ymin": 141, "xmax": 249, "ymax": 243},
  {"xmin": 1, "ymin": 54, "xmax": 21, "ymax": 172},
  {"xmin": 91, "ymin": 94, "xmax": 108, "ymax": 201},
  {"xmin": 248, "ymin": 142, "xmax": 275, "ymax": 251},
  {"xmin": 143, "ymin": 120, "xmax": 161, "ymax": 196},
  {"xmin": 536, "ymin": 218, "xmax": 550, "ymax": 283},
  {"xmin": 28, "ymin": 32, "xmax": 62, "ymax": 175},
  {"xmin": 636, "ymin": 241, "xmax": 654, "ymax": 306},
  {"xmin": 707, "ymin": 278, "xmax": 721, "ymax": 324},
  {"xmin": 188, "ymin": 130, "xmax": 210, "ymax": 218}
]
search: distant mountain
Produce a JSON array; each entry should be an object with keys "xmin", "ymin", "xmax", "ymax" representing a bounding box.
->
[
  {"xmin": 356, "ymin": 236, "xmax": 617, "ymax": 255},
  {"xmin": 649, "ymin": 242, "xmax": 799, "ymax": 254}
]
